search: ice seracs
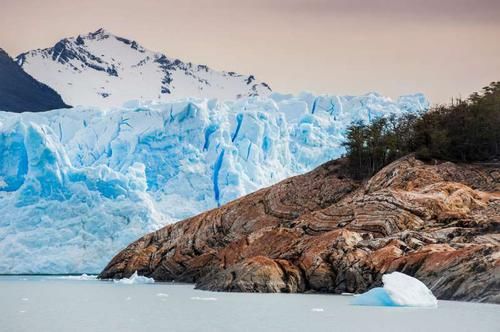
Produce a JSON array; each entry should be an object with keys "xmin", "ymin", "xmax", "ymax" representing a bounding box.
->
[
  {"xmin": 352, "ymin": 272, "xmax": 438, "ymax": 307},
  {"xmin": 0, "ymin": 93, "xmax": 428, "ymax": 274}
]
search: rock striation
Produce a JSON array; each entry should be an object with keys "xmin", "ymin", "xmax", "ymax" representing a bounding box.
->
[{"xmin": 99, "ymin": 156, "xmax": 500, "ymax": 303}]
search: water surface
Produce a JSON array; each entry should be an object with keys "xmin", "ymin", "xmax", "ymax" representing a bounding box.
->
[{"xmin": 0, "ymin": 276, "xmax": 498, "ymax": 332}]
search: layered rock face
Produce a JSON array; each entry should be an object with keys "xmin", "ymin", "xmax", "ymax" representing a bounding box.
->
[{"xmin": 99, "ymin": 156, "xmax": 500, "ymax": 303}]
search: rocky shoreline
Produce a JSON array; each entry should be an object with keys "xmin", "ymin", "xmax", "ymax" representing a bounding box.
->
[{"xmin": 99, "ymin": 156, "xmax": 500, "ymax": 303}]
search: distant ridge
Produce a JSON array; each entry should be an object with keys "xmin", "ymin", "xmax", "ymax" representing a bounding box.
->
[{"xmin": 0, "ymin": 48, "xmax": 70, "ymax": 112}]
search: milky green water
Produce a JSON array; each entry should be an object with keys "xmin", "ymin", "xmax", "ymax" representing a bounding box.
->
[{"xmin": 0, "ymin": 276, "xmax": 498, "ymax": 332}]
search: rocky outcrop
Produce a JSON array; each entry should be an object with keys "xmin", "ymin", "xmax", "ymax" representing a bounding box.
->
[{"xmin": 99, "ymin": 156, "xmax": 500, "ymax": 303}]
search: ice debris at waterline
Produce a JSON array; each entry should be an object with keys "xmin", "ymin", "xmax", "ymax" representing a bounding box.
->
[
  {"xmin": 0, "ymin": 93, "xmax": 428, "ymax": 274},
  {"xmin": 56, "ymin": 274, "xmax": 97, "ymax": 281},
  {"xmin": 352, "ymin": 272, "xmax": 438, "ymax": 307},
  {"xmin": 113, "ymin": 271, "xmax": 155, "ymax": 284},
  {"xmin": 190, "ymin": 297, "xmax": 218, "ymax": 301}
]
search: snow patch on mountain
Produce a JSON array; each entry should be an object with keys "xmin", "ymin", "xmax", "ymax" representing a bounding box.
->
[
  {"xmin": 0, "ymin": 92, "xmax": 427, "ymax": 273},
  {"xmin": 16, "ymin": 29, "xmax": 271, "ymax": 108}
]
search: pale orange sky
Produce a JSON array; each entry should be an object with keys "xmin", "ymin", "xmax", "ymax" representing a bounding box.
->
[{"xmin": 1, "ymin": 0, "xmax": 499, "ymax": 104}]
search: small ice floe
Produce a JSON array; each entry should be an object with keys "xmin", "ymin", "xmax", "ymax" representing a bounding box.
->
[
  {"xmin": 311, "ymin": 308, "xmax": 324, "ymax": 312},
  {"xmin": 156, "ymin": 293, "xmax": 169, "ymax": 297},
  {"xmin": 190, "ymin": 296, "xmax": 217, "ymax": 301},
  {"xmin": 21, "ymin": 298, "xmax": 29, "ymax": 301},
  {"xmin": 58, "ymin": 274, "xmax": 97, "ymax": 281},
  {"xmin": 351, "ymin": 272, "xmax": 437, "ymax": 307},
  {"xmin": 19, "ymin": 310, "xmax": 26, "ymax": 314},
  {"xmin": 125, "ymin": 297, "xmax": 132, "ymax": 301},
  {"xmin": 114, "ymin": 271, "xmax": 155, "ymax": 285}
]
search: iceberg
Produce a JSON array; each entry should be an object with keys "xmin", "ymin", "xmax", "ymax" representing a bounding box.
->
[
  {"xmin": 0, "ymin": 93, "xmax": 428, "ymax": 274},
  {"xmin": 351, "ymin": 272, "xmax": 438, "ymax": 307},
  {"xmin": 113, "ymin": 271, "xmax": 155, "ymax": 284}
]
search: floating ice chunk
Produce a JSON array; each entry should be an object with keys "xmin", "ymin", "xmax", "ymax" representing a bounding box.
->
[
  {"xmin": 311, "ymin": 308, "xmax": 324, "ymax": 312},
  {"xmin": 383, "ymin": 272, "xmax": 437, "ymax": 307},
  {"xmin": 190, "ymin": 296, "xmax": 217, "ymax": 301},
  {"xmin": 21, "ymin": 297, "xmax": 29, "ymax": 301},
  {"xmin": 113, "ymin": 271, "xmax": 155, "ymax": 285},
  {"xmin": 156, "ymin": 293, "xmax": 169, "ymax": 297},
  {"xmin": 351, "ymin": 288, "xmax": 398, "ymax": 306},
  {"xmin": 352, "ymin": 272, "xmax": 437, "ymax": 307}
]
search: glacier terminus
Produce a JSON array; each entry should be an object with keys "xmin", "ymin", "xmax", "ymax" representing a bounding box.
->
[{"xmin": 0, "ymin": 92, "xmax": 428, "ymax": 273}]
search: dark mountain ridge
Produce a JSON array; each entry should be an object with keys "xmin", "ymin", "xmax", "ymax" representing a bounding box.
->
[{"xmin": 0, "ymin": 48, "xmax": 70, "ymax": 113}]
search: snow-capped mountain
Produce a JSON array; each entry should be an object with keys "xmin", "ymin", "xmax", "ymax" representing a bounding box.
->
[
  {"xmin": 0, "ymin": 48, "xmax": 69, "ymax": 112},
  {"xmin": 16, "ymin": 28, "xmax": 272, "ymax": 107},
  {"xmin": 0, "ymin": 92, "xmax": 428, "ymax": 273}
]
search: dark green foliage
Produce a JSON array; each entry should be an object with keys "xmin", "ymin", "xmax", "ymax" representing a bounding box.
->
[{"xmin": 343, "ymin": 82, "xmax": 500, "ymax": 179}]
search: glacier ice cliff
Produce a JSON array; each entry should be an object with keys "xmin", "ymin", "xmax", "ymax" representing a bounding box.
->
[{"xmin": 0, "ymin": 92, "xmax": 428, "ymax": 273}]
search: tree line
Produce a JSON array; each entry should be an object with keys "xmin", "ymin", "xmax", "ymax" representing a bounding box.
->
[{"xmin": 342, "ymin": 81, "xmax": 500, "ymax": 179}]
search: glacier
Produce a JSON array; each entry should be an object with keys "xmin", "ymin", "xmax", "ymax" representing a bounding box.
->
[
  {"xmin": 0, "ymin": 92, "xmax": 428, "ymax": 273},
  {"xmin": 351, "ymin": 272, "xmax": 438, "ymax": 307}
]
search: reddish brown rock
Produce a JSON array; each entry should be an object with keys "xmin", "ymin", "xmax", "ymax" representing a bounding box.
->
[{"xmin": 99, "ymin": 156, "xmax": 500, "ymax": 303}]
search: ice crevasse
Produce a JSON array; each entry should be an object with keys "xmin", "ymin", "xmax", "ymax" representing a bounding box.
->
[{"xmin": 0, "ymin": 92, "xmax": 428, "ymax": 273}]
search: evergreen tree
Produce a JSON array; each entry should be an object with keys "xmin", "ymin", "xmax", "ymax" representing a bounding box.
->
[{"xmin": 343, "ymin": 82, "xmax": 500, "ymax": 179}]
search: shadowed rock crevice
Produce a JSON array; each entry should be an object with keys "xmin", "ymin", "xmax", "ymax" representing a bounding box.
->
[{"xmin": 99, "ymin": 156, "xmax": 500, "ymax": 303}]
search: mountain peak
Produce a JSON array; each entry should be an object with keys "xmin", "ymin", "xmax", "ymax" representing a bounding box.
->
[
  {"xmin": 93, "ymin": 27, "xmax": 108, "ymax": 35},
  {"xmin": 16, "ymin": 30, "xmax": 272, "ymax": 107},
  {"xmin": 72, "ymin": 28, "xmax": 115, "ymax": 44},
  {"xmin": 87, "ymin": 27, "xmax": 112, "ymax": 38}
]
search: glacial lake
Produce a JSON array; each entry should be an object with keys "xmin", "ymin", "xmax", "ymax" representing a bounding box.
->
[{"xmin": 0, "ymin": 276, "xmax": 498, "ymax": 332}]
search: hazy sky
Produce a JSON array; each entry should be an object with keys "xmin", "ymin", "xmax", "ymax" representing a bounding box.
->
[{"xmin": 1, "ymin": 0, "xmax": 499, "ymax": 103}]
